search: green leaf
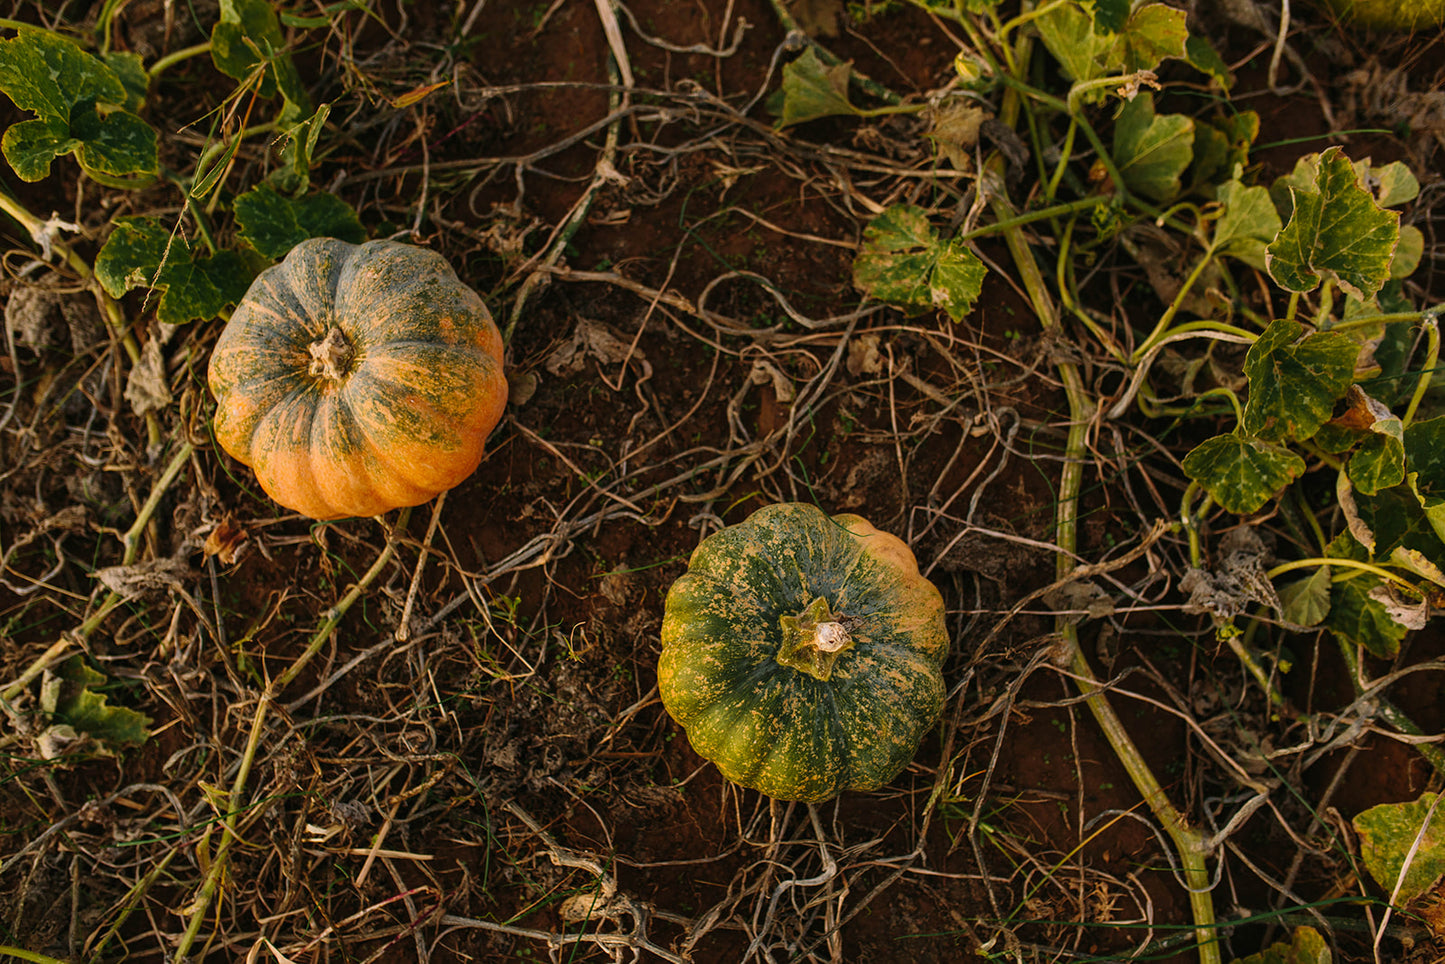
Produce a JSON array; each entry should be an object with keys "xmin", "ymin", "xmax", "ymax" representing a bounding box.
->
[
  {"xmin": 1112, "ymin": 92, "xmax": 1194, "ymax": 203},
  {"xmin": 0, "ymin": 27, "xmax": 123, "ymax": 122},
  {"xmin": 1, "ymin": 116, "xmax": 79, "ymax": 181},
  {"xmin": 1034, "ymin": 3, "xmax": 1187, "ymax": 98},
  {"xmin": 1266, "ymin": 147, "xmax": 1400, "ymax": 300},
  {"xmin": 95, "ymin": 217, "xmax": 254, "ymax": 325},
  {"xmin": 778, "ymin": 47, "xmax": 859, "ymax": 127},
  {"xmin": 1241, "ymin": 319, "xmax": 1358, "ymax": 442},
  {"xmin": 1184, "ymin": 34, "xmax": 1233, "ymax": 91},
  {"xmin": 1212, "ymin": 179, "xmax": 1281, "ymax": 268},
  {"xmin": 1323, "ymin": 533, "xmax": 1409, "ymax": 658},
  {"xmin": 1278, "ymin": 566, "xmax": 1331, "ymax": 627},
  {"xmin": 1390, "ymin": 224, "xmax": 1423, "ymax": 280},
  {"xmin": 212, "ymin": 0, "xmax": 310, "ymax": 108},
  {"xmin": 852, "ymin": 205, "xmax": 987, "ymax": 323},
  {"xmin": 46, "ymin": 656, "xmax": 151, "ymax": 750},
  {"xmin": 1112, "ymin": 3, "xmax": 1189, "ymax": 73},
  {"xmin": 0, "ymin": 27, "xmax": 157, "ymax": 182},
  {"xmin": 1349, "ymin": 427, "xmax": 1406, "ymax": 496},
  {"xmin": 70, "ymin": 103, "xmax": 161, "ymax": 179},
  {"xmin": 1083, "ymin": 0, "xmax": 1129, "ymax": 32},
  {"xmin": 103, "ymin": 51, "xmax": 149, "ymax": 112},
  {"xmin": 234, "ymin": 184, "xmax": 366, "ymax": 260},
  {"xmin": 1338, "ymin": 389, "xmax": 1406, "ymax": 496},
  {"xmin": 1190, "ymin": 111, "xmax": 1257, "ymax": 195},
  {"xmin": 1181, "ymin": 432, "xmax": 1306, "ymax": 515},
  {"xmin": 1403, "ymin": 416, "xmax": 1445, "ymax": 545},
  {"xmin": 1353, "ymin": 792, "xmax": 1445, "ymax": 906},
  {"xmin": 1035, "ymin": 3, "xmax": 1111, "ymax": 86},
  {"xmin": 1227, "ymin": 925, "xmax": 1331, "ymax": 964},
  {"xmin": 1351, "ymin": 485, "xmax": 1445, "ymax": 583},
  {"xmin": 268, "ymin": 102, "xmax": 331, "ymax": 194}
]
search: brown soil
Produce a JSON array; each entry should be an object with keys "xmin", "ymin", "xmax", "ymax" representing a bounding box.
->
[{"xmin": 2, "ymin": 2, "xmax": 1444, "ymax": 963}]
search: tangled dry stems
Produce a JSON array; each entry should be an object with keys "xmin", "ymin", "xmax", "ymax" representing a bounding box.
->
[{"xmin": 1, "ymin": 0, "xmax": 1443, "ymax": 961}]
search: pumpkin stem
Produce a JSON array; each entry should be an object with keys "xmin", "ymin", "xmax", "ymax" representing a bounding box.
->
[
  {"xmin": 777, "ymin": 595, "xmax": 854, "ymax": 682},
  {"xmin": 308, "ymin": 326, "xmax": 354, "ymax": 381}
]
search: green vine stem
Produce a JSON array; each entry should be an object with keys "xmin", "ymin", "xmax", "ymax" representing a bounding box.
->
[
  {"xmin": 147, "ymin": 40, "xmax": 212, "ymax": 80},
  {"xmin": 0, "ymin": 945, "xmax": 70, "ymax": 964},
  {"xmin": 1130, "ymin": 247, "xmax": 1225, "ymax": 364},
  {"xmin": 1334, "ymin": 638, "xmax": 1445, "ymax": 777},
  {"xmin": 0, "ymin": 440, "xmax": 194, "ymax": 704},
  {"xmin": 993, "ymin": 21, "xmax": 1221, "ymax": 964},
  {"xmin": 169, "ymin": 508, "xmax": 411, "ymax": 961},
  {"xmin": 1402, "ymin": 316, "xmax": 1439, "ymax": 427}
]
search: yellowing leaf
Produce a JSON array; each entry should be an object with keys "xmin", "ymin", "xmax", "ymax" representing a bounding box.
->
[
  {"xmin": 778, "ymin": 47, "xmax": 859, "ymax": 128},
  {"xmin": 1112, "ymin": 92, "xmax": 1193, "ymax": 202},
  {"xmin": 1266, "ymin": 147, "xmax": 1400, "ymax": 300},
  {"xmin": 388, "ymin": 80, "xmax": 451, "ymax": 109},
  {"xmin": 44, "ymin": 655, "xmax": 152, "ymax": 752},
  {"xmin": 1354, "ymin": 792, "xmax": 1445, "ymax": 907},
  {"xmin": 1212, "ymin": 179, "xmax": 1280, "ymax": 268},
  {"xmin": 1035, "ymin": 2, "xmax": 1188, "ymax": 97},
  {"xmin": 1241, "ymin": 319, "xmax": 1358, "ymax": 442},
  {"xmin": 96, "ymin": 217, "xmax": 254, "ymax": 325},
  {"xmin": 0, "ymin": 27, "xmax": 157, "ymax": 183},
  {"xmin": 1180, "ymin": 432, "xmax": 1306, "ymax": 515},
  {"xmin": 1228, "ymin": 925, "xmax": 1331, "ymax": 964},
  {"xmin": 852, "ymin": 205, "xmax": 987, "ymax": 324}
]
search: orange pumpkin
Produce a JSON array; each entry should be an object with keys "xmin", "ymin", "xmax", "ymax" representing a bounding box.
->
[{"xmin": 208, "ymin": 238, "xmax": 507, "ymax": 520}]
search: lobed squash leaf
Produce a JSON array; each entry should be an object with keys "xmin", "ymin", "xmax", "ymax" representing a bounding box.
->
[
  {"xmin": 1112, "ymin": 91, "xmax": 1194, "ymax": 202},
  {"xmin": 0, "ymin": 27, "xmax": 157, "ymax": 183},
  {"xmin": 1226, "ymin": 925, "xmax": 1331, "ymax": 964},
  {"xmin": 1082, "ymin": 0, "xmax": 1129, "ymax": 32},
  {"xmin": 1241, "ymin": 319, "xmax": 1358, "ymax": 443},
  {"xmin": 851, "ymin": 204, "xmax": 986, "ymax": 323},
  {"xmin": 1190, "ymin": 111, "xmax": 1257, "ymax": 196},
  {"xmin": 1180, "ymin": 432, "xmax": 1305, "ymax": 515},
  {"xmin": 777, "ymin": 47, "xmax": 860, "ymax": 127},
  {"xmin": 211, "ymin": 0, "xmax": 310, "ymax": 109},
  {"xmin": 96, "ymin": 217, "xmax": 254, "ymax": 325},
  {"xmin": 1353, "ymin": 792, "xmax": 1445, "ymax": 907},
  {"xmin": 1346, "ymin": 410, "xmax": 1405, "ymax": 496},
  {"xmin": 235, "ymin": 184, "xmax": 366, "ymax": 260},
  {"xmin": 1266, "ymin": 147, "xmax": 1399, "ymax": 301},
  {"xmin": 1035, "ymin": 2, "xmax": 1188, "ymax": 100},
  {"xmin": 1404, "ymin": 416, "xmax": 1445, "ymax": 546},
  {"xmin": 1322, "ymin": 532, "xmax": 1411, "ymax": 659},
  {"xmin": 41, "ymin": 655, "xmax": 152, "ymax": 752}
]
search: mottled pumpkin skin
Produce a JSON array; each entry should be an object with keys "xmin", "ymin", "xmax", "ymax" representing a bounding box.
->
[
  {"xmin": 208, "ymin": 238, "xmax": 507, "ymax": 520},
  {"xmin": 659, "ymin": 503, "xmax": 948, "ymax": 802}
]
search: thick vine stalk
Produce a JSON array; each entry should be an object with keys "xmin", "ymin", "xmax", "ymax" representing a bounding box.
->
[{"xmin": 988, "ymin": 20, "xmax": 1221, "ymax": 964}]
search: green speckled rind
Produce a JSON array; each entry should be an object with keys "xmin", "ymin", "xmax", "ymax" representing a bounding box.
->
[
  {"xmin": 208, "ymin": 238, "xmax": 507, "ymax": 519},
  {"xmin": 658, "ymin": 503, "xmax": 948, "ymax": 802}
]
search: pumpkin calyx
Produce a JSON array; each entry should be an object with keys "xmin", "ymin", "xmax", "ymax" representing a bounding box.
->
[
  {"xmin": 776, "ymin": 595, "xmax": 854, "ymax": 682},
  {"xmin": 308, "ymin": 326, "xmax": 354, "ymax": 381}
]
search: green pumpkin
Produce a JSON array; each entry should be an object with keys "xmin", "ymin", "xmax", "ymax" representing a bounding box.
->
[{"xmin": 658, "ymin": 503, "xmax": 948, "ymax": 802}]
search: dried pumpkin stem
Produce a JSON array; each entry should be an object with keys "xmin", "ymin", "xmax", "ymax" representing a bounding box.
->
[
  {"xmin": 989, "ymin": 22, "xmax": 1221, "ymax": 963},
  {"xmin": 308, "ymin": 326, "xmax": 354, "ymax": 381},
  {"xmin": 776, "ymin": 596, "xmax": 853, "ymax": 682}
]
